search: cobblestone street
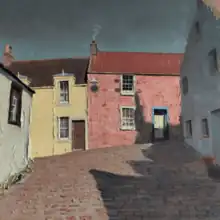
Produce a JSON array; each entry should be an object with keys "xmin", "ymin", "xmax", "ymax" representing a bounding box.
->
[{"xmin": 0, "ymin": 141, "xmax": 220, "ymax": 220}]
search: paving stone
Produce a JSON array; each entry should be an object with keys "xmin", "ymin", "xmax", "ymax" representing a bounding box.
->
[{"xmin": 0, "ymin": 141, "xmax": 220, "ymax": 219}]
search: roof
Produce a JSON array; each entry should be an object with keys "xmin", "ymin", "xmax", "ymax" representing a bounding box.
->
[
  {"xmin": 89, "ymin": 51, "xmax": 183, "ymax": 75},
  {"xmin": 8, "ymin": 57, "xmax": 89, "ymax": 87},
  {"xmin": 0, "ymin": 63, "xmax": 35, "ymax": 94}
]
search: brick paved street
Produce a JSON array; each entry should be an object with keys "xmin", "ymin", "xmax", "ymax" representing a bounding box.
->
[{"xmin": 0, "ymin": 141, "xmax": 220, "ymax": 220}]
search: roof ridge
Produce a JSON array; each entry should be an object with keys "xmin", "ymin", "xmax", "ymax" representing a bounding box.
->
[
  {"xmin": 97, "ymin": 51, "xmax": 184, "ymax": 55},
  {"xmin": 13, "ymin": 56, "xmax": 89, "ymax": 63}
]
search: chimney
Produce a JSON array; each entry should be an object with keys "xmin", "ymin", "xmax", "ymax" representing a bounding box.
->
[
  {"xmin": 90, "ymin": 40, "xmax": 98, "ymax": 56},
  {"xmin": 2, "ymin": 44, "xmax": 14, "ymax": 67}
]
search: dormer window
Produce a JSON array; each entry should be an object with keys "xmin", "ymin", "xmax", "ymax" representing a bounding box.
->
[{"xmin": 59, "ymin": 81, "xmax": 69, "ymax": 103}]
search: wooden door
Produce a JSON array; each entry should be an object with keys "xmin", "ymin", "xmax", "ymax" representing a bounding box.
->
[{"xmin": 72, "ymin": 120, "xmax": 85, "ymax": 150}]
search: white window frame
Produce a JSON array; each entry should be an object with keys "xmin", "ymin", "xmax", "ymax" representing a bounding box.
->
[
  {"xmin": 120, "ymin": 106, "xmax": 136, "ymax": 130},
  {"xmin": 120, "ymin": 75, "xmax": 135, "ymax": 95},
  {"xmin": 185, "ymin": 120, "xmax": 192, "ymax": 138},
  {"xmin": 59, "ymin": 81, "xmax": 69, "ymax": 104},
  {"xmin": 58, "ymin": 117, "xmax": 70, "ymax": 140}
]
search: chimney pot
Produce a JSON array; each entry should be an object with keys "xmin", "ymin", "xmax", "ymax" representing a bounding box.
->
[{"xmin": 2, "ymin": 44, "xmax": 14, "ymax": 67}]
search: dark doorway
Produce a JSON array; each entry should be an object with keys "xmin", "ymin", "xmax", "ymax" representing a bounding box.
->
[
  {"xmin": 152, "ymin": 108, "xmax": 169, "ymax": 141},
  {"xmin": 72, "ymin": 120, "xmax": 85, "ymax": 150}
]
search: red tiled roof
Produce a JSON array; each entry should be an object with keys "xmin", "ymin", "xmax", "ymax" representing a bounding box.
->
[
  {"xmin": 89, "ymin": 52, "xmax": 183, "ymax": 75},
  {"xmin": 9, "ymin": 57, "xmax": 89, "ymax": 87}
]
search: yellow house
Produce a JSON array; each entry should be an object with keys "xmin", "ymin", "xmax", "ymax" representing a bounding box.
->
[{"xmin": 8, "ymin": 57, "xmax": 89, "ymax": 158}]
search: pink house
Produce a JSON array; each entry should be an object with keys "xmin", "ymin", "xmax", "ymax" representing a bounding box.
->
[{"xmin": 87, "ymin": 40, "xmax": 183, "ymax": 149}]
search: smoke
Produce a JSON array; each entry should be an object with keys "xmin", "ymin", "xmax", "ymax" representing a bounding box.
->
[{"xmin": 92, "ymin": 24, "xmax": 102, "ymax": 40}]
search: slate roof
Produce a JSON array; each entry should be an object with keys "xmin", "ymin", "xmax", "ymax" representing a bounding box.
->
[
  {"xmin": 9, "ymin": 57, "xmax": 89, "ymax": 87},
  {"xmin": 89, "ymin": 51, "xmax": 183, "ymax": 75},
  {"xmin": 0, "ymin": 63, "xmax": 35, "ymax": 94}
]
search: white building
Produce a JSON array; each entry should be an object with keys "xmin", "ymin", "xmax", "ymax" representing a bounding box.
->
[
  {"xmin": 181, "ymin": 0, "xmax": 220, "ymax": 163},
  {"xmin": 0, "ymin": 62, "xmax": 34, "ymax": 184}
]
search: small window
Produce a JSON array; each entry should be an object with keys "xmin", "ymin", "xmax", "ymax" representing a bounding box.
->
[
  {"xmin": 185, "ymin": 120, "xmax": 192, "ymax": 138},
  {"xmin": 58, "ymin": 117, "xmax": 69, "ymax": 139},
  {"xmin": 120, "ymin": 107, "xmax": 135, "ymax": 130},
  {"xmin": 121, "ymin": 75, "xmax": 135, "ymax": 95},
  {"xmin": 59, "ymin": 81, "xmax": 69, "ymax": 103},
  {"xmin": 195, "ymin": 21, "xmax": 201, "ymax": 40},
  {"xmin": 208, "ymin": 48, "xmax": 218, "ymax": 73},
  {"xmin": 8, "ymin": 82, "xmax": 22, "ymax": 126},
  {"xmin": 182, "ymin": 76, "xmax": 188, "ymax": 95},
  {"xmin": 202, "ymin": 118, "xmax": 209, "ymax": 137}
]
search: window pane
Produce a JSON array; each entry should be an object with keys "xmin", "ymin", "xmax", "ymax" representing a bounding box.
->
[
  {"xmin": 59, "ymin": 117, "xmax": 69, "ymax": 138},
  {"xmin": 122, "ymin": 75, "xmax": 134, "ymax": 91},
  {"xmin": 60, "ymin": 81, "xmax": 69, "ymax": 102},
  {"xmin": 121, "ymin": 108, "xmax": 135, "ymax": 128}
]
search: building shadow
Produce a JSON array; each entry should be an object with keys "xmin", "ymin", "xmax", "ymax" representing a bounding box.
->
[
  {"xmin": 90, "ymin": 142, "xmax": 219, "ymax": 219},
  {"xmin": 134, "ymin": 92, "xmax": 182, "ymax": 144}
]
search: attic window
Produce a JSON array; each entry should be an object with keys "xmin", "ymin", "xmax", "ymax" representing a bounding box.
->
[
  {"xmin": 8, "ymin": 82, "xmax": 22, "ymax": 127},
  {"xmin": 59, "ymin": 81, "xmax": 69, "ymax": 103}
]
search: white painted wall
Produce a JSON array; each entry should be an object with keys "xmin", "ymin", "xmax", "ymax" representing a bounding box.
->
[
  {"xmin": 181, "ymin": 2, "xmax": 220, "ymax": 163},
  {"xmin": 0, "ymin": 69, "xmax": 33, "ymax": 183}
]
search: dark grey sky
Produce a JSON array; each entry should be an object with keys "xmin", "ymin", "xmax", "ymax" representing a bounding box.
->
[{"xmin": 0, "ymin": 0, "xmax": 196, "ymax": 60}]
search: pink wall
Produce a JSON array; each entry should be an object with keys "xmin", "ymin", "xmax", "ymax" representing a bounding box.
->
[{"xmin": 87, "ymin": 73, "xmax": 181, "ymax": 149}]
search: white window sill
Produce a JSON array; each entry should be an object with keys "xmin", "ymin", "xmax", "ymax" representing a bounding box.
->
[
  {"xmin": 58, "ymin": 137, "xmax": 70, "ymax": 141},
  {"xmin": 120, "ymin": 91, "xmax": 135, "ymax": 96},
  {"xmin": 59, "ymin": 101, "xmax": 69, "ymax": 104},
  {"xmin": 57, "ymin": 102, "xmax": 71, "ymax": 106},
  {"xmin": 120, "ymin": 127, "xmax": 136, "ymax": 131}
]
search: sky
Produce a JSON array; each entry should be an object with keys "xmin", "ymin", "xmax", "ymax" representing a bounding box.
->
[{"xmin": 0, "ymin": 0, "xmax": 197, "ymax": 60}]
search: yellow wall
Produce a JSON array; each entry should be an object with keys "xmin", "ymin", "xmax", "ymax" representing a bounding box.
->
[
  {"xmin": 30, "ymin": 88, "xmax": 54, "ymax": 157},
  {"xmin": 28, "ymin": 74, "xmax": 87, "ymax": 158}
]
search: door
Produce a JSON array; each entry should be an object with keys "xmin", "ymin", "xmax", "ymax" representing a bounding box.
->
[
  {"xmin": 154, "ymin": 115, "xmax": 165, "ymax": 139},
  {"xmin": 211, "ymin": 109, "xmax": 220, "ymax": 164},
  {"xmin": 72, "ymin": 120, "xmax": 85, "ymax": 150},
  {"xmin": 153, "ymin": 108, "xmax": 169, "ymax": 141}
]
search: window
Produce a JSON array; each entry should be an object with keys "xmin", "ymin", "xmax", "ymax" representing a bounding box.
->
[
  {"xmin": 208, "ymin": 48, "xmax": 218, "ymax": 73},
  {"xmin": 58, "ymin": 117, "xmax": 69, "ymax": 139},
  {"xmin": 8, "ymin": 82, "xmax": 22, "ymax": 126},
  {"xmin": 120, "ymin": 107, "xmax": 135, "ymax": 130},
  {"xmin": 59, "ymin": 81, "xmax": 69, "ymax": 103},
  {"xmin": 195, "ymin": 21, "xmax": 200, "ymax": 40},
  {"xmin": 202, "ymin": 118, "xmax": 209, "ymax": 137},
  {"xmin": 185, "ymin": 120, "xmax": 192, "ymax": 138},
  {"xmin": 182, "ymin": 76, "xmax": 188, "ymax": 95},
  {"xmin": 121, "ymin": 75, "xmax": 135, "ymax": 95}
]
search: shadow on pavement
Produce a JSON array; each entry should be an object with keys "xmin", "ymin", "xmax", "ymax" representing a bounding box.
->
[{"xmin": 90, "ymin": 142, "xmax": 220, "ymax": 220}]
